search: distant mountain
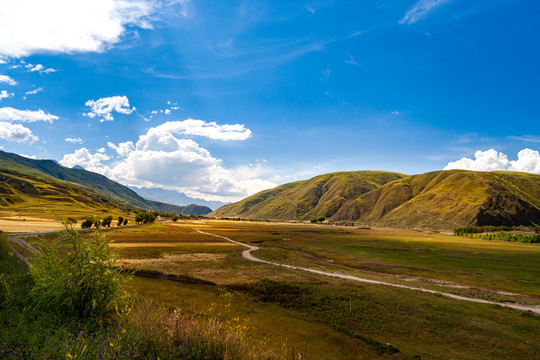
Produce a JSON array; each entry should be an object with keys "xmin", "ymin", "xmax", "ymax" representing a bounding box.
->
[
  {"xmin": 129, "ymin": 186, "xmax": 226, "ymax": 210},
  {"xmin": 210, "ymin": 170, "xmax": 540, "ymax": 229},
  {"xmin": 0, "ymin": 150, "xmax": 212, "ymax": 215}
]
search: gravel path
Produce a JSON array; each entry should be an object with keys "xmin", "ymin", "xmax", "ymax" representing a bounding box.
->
[{"xmin": 195, "ymin": 229, "xmax": 540, "ymax": 315}]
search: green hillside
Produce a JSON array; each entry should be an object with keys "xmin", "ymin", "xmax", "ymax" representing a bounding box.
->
[
  {"xmin": 210, "ymin": 171, "xmax": 406, "ymax": 220},
  {"xmin": 211, "ymin": 170, "xmax": 540, "ymax": 228},
  {"xmin": 0, "ymin": 150, "xmax": 212, "ymax": 216},
  {"xmin": 0, "ymin": 167, "xmax": 130, "ymax": 216}
]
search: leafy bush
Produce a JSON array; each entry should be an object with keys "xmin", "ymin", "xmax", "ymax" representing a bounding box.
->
[{"xmin": 27, "ymin": 225, "xmax": 130, "ymax": 318}]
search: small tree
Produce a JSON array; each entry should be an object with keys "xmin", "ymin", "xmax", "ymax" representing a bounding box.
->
[
  {"xmin": 102, "ymin": 215, "xmax": 113, "ymax": 227},
  {"xmin": 81, "ymin": 218, "xmax": 93, "ymax": 229},
  {"xmin": 123, "ymin": 219, "xmax": 128, "ymax": 226},
  {"xmin": 172, "ymin": 215, "xmax": 179, "ymax": 222},
  {"xmin": 117, "ymin": 216, "xmax": 124, "ymax": 226},
  {"xmin": 67, "ymin": 217, "xmax": 77, "ymax": 224}
]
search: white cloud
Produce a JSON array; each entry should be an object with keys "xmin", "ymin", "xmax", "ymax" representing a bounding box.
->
[
  {"xmin": 26, "ymin": 63, "xmax": 56, "ymax": 74},
  {"xmin": 107, "ymin": 140, "xmax": 134, "ymax": 157},
  {"xmin": 444, "ymin": 148, "xmax": 540, "ymax": 174},
  {"xmin": 25, "ymin": 88, "xmax": 43, "ymax": 96},
  {"xmin": 509, "ymin": 149, "xmax": 540, "ymax": 174},
  {"xmin": 84, "ymin": 95, "xmax": 135, "ymax": 122},
  {"xmin": 24, "ymin": 87, "xmax": 43, "ymax": 99},
  {"xmin": 65, "ymin": 137, "xmax": 83, "ymax": 144},
  {"xmin": 0, "ymin": 75, "xmax": 17, "ymax": 86},
  {"xmin": 155, "ymin": 119, "xmax": 252, "ymax": 141},
  {"xmin": 97, "ymin": 147, "xmax": 106, "ymax": 153},
  {"xmin": 20, "ymin": 154, "xmax": 36, "ymax": 159},
  {"xmin": 61, "ymin": 119, "xmax": 272, "ymax": 202},
  {"xmin": 0, "ymin": 107, "xmax": 59, "ymax": 122},
  {"xmin": 0, "ymin": 91, "xmax": 14, "ymax": 100},
  {"xmin": 0, "ymin": 121, "xmax": 38, "ymax": 143},
  {"xmin": 59, "ymin": 148, "xmax": 110, "ymax": 171},
  {"xmin": 399, "ymin": 0, "xmax": 451, "ymax": 25},
  {"xmin": 0, "ymin": 0, "xmax": 192, "ymax": 57}
]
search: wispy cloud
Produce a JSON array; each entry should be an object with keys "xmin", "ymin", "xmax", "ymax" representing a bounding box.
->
[
  {"xmin": 0, "ymin": 107, "xmax": 59, "ymax": 123},
  {"xmin": 344, "ymin": 53, "xmax": 361, "ymax": 67},
  {"xmin": 399, "ymin": 0, "xmax": 452, "ymax": 25},
  {"xmin": 508, "ymin": 135, "xmax": 540, "ymax": 143}
]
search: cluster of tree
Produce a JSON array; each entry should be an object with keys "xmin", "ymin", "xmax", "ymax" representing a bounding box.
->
[
  {"xmin": 81, "ymin": 215, "xmax": 128, "ymax": 229},
  {"xmin": 310, "ymin": 216, "xmax": 326, "ymax": 223},
  {"xmin": 453, "ymin": 225, "xmax": 538, "ymax": 236},
  {"xmin": 135, "ymin": 211, "xmax": 156, "ymax": 224},
  {"xmin": 81, "ymin": 217, "xmax": 100, "ymax": 229}
]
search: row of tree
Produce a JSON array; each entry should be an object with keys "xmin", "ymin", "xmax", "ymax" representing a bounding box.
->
[
  {"xmin": 77, "ymin": 211, "xmax": 205, "ymax": 229},
  {"xmin": 80, "ymin": 216, "xmax": 128, "ymax": 229}
]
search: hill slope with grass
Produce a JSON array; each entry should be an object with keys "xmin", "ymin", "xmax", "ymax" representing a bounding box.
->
[
  {"xmin": 211, "ymin": 170, "xmax": 540, "ymax": 228},
  {"xmin": 0, "ymin": 150, "xmax": 211, "ymax": 215},
  {"xmin": 210, "ymin": 171, "xmax": 406, "ymax": 220}
]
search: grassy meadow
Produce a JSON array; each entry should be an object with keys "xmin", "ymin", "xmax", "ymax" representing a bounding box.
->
[{"xmin": 72, "ymin": 219, "xmax": 540, "ymax": 360}]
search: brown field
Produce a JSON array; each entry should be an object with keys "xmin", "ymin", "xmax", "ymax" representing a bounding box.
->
[{"xmin": 0, "ymin": 213, "xmax": 63, "ymax": 233}]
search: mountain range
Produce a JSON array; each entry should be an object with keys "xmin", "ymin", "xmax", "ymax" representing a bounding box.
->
[
  {"xmin": 0, "ymin": 150, "xmax": 212, "ymax": 216},
  {"xmin": 210, "ymin": 170, "xmax": 540, "ymax": 229}
]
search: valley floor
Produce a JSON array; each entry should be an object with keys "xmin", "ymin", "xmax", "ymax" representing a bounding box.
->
[{"xmin": 9, "ymin": 219, "xmax": 540, "ymax": 359}]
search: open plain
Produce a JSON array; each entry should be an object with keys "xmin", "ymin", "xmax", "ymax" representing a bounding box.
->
[{"xmin": 79, "ymin": 219, "xmax": 540, "ymax": 360}]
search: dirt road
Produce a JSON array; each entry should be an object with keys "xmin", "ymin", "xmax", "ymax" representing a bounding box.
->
[{"xmin": 195, "ymin": 229, "xmax": 540, "ymax": 315}]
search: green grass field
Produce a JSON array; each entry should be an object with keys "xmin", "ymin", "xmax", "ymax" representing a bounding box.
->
[{"xmin": 98, "ymin": 220, "xmax": 540, "ymax": 360}]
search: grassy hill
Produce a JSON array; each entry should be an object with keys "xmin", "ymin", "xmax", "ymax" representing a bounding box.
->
[
  {"xmin": 211, "ymin": 171, "xmax": 406, "ymax": 220},
  {"xmin": 211, "ymin": 170, "xmax": 540, "ymax": 228},
  {"xmin": 0, "ymin": 150, "xmax": 212, "ymax": 216},
  {"xmin": 0, "ymin": 166, "xmax": 131, "ymax": 217}
]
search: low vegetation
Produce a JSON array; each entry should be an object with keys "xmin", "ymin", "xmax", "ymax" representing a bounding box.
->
[{"xmin": 0, "ymin": 227, "xmax": 292, "ymax": 359}]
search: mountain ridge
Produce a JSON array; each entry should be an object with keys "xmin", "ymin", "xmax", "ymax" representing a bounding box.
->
[
  {"xmin": 210, "ymin": 170, "xmax": 540, "ymax": 228},
  {"xmin": 0, "ymin": 150, "xmax": 212, "ymax": 216}
]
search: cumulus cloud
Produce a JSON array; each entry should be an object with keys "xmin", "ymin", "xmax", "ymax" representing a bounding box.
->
[
  {"xmin": 107, "ymin": 141, "xmax": 134, "ymax": 157},
  {"xmin": 59, "ymin": 148, "xmax": 110, "ymax": 171},
  {"xmin": 0, "ymin": 75, "xmax": 17, "ymax": 86},
  {"xmin": 399, "ymin": 0, "xmax": 451, "ymax": 25},
  {"xmin": 444, "ymin": 149, "xmax": 540, "ymax": 174},
  {"xmin": 0, "ymin": 121, "xmax": 38, "ymax": 143},
  {"xmin": 0, "ymin": 91, "xmax": 14, "ymax": 100},
  {"xmin": 0, "ymin": 0, "xmax": 192, "ymax": 57},
  {"xmin": 84, "ymin": 95, "xmax": 135, "ymax": 122},
  {"xmin": 0, "ymin": 107, "xmax": 59, "ymax": 122},
  {"xmin": 61, "ymin": 119, "xmax": 272, "ymax": 202},
  {"xmin": 65, "ymin": 137, "xmax": 83, "ymax": 144}
]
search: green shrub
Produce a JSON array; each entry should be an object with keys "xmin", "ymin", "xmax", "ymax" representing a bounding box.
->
[{"xmin": 27, "ymin": 224, "xmax": 131, "ymax": 319}]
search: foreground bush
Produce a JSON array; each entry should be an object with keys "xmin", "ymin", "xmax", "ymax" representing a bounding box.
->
[{"xmin": 27, "ymin": 225, "xmax": 129, "ymax": 319}]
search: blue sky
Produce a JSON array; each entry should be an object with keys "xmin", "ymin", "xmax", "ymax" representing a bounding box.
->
[{"xmin": 0, "ymin": 0, "xmax": 539, "ymax": 204}]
